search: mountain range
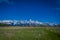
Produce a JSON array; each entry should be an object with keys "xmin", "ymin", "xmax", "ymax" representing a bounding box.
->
[{"xmin": 0, "ymin": 19, "xmax": 59, "ymax": 27}]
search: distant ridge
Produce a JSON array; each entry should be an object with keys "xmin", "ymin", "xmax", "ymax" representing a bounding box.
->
[{"xmin": 0, "ymin": 19, "xmax": 59, "ymax": 27}]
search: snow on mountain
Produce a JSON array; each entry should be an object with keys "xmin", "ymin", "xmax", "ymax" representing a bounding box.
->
[
  {"xmin": 0, "ymin": 19, "xmax": 57, "ymax": 26},
  {"xmin": 0, "ymin": 20, "xmax": 13, "ymax": 24},
  {"xmin": 47, "ymin": 23, "xmax": 57, "ymax": 26}
]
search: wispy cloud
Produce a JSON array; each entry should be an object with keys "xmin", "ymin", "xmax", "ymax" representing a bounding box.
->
[
  {"xmin": 56, "ymin": 8, "xmax": 60, "ymax": 10},
  {"xmin": 0, "ymin": 0, "xmax": 9, "ymax": 3},
  {"xmin": 56, "ymin": 0, "xmax": 60, "ymax": 4},
  {"xmin": 0, "ymin": 0, "xmax": 14, "ymax": 4}
]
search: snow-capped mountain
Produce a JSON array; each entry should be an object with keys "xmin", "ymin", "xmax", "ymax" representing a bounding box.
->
[{"xmin": 0, "ymin": 19, "xmax": 58, "ymax": 26}]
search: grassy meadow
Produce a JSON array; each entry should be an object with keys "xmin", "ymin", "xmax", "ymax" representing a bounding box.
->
[{"xmin": 0, "ymin": 27, "xmax": 60, "ymax": 40}]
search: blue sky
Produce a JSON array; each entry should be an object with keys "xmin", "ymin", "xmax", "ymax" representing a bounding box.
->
[{"xmin": 0, "ymin": 0, "xmax": 60, "ymax": 24}]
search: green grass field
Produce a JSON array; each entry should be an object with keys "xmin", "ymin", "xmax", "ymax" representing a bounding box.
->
[{"xmin": 0, "ymin": 27, "xmax": 60, "ymax": 40}]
